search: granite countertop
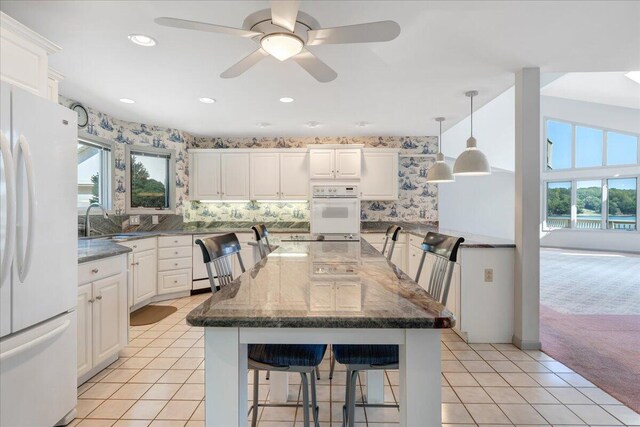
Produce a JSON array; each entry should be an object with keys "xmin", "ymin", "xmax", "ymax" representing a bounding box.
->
[
  {"xmin": 186, "ymin": 240, "xmax": 455, "ymax": 329},
  {"xmin": 78, "ymin": 239, "xmax": 132, "ymax": 264},
  {"xmin": 361, "ymin": 221, "xmax": 516, "ymax": 248}
]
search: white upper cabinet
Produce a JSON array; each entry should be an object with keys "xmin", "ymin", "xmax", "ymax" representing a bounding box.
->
[
  {"xmin": 361, "ymin": 150, "xmax": 399, "ymax": 200},
  {"xmin": 0, "ymin": 12, "xmax": 61, "ymax": 99},
  {"xmin": 309, "ymin": 147, "xmax": 361, "ymax": 180},
  {"xmin": 221, "ymin": 153, "xmax": 250, "ymax": 199},
  {"xmin": 309, "ymin": 149, "xmax": 336, "ymax": 179},
  {"xmin": 250, "ymin": 152, "xmax": 280, "ymax": 199},
  {"xmin": 191, "ymin": 151, "xmax": 220, "ymax": 200},
  {"xmin": 280, "ymin": 152, "xmax": 309, "ymax": 199},
  {"xmin": 335, "ymin": 149, "xmax": 362, "ymax": 179}
]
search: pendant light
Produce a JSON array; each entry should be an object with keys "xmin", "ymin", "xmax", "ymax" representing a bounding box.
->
[
  {"xmin": 453, "ymin": 90, "xmax": 491, "ymax": 175},
  {"xmin": 427, "ymin": 117, "xmax": 455, "ymax": 183}
]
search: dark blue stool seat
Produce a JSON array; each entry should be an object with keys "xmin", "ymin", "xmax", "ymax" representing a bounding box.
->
[
  {"xmin": 333, "ymin": 344, "xmax": 399, "ymax": 366},
  {"xmin": 249, "ymin": 344, "xmax": 327, "ymax": 367}
]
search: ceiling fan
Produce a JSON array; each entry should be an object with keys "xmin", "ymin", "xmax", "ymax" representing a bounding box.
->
[{"xmin": 155, "ymin": 0, "xmax": 401, "ymax": 82}]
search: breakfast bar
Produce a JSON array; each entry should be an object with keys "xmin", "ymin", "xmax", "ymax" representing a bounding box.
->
[{"xmin": 187, "ymin": 240, "xmax": 455, "ymax": 427}]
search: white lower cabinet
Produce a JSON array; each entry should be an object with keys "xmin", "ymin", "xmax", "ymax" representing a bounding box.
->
[
  {"xmin": 133, "ymin": 249, "xmax": 157, "ymax": 304},
  {"xmin": 77, "ymin": 255, "xmax": 127, "ymax": 381}
]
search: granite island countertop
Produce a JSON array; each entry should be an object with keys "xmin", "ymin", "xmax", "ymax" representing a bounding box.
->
[
  {"xmin": 186, "ymin": 239, "xmax": 455, "ymax": 329},
  {"xmin": 78, "ymin": 239, "xmax": 132, "ymax": 264},
  {"xmin": 361, "ymin": 221, "xmax": 516, "ymax": 248}
]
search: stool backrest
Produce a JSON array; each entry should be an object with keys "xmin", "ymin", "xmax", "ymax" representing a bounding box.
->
[
  {"xmin": 414, "ymin": 232, "xmax": 464, "ymax": 305},
  {"xmin": 251, "ymin": 224, "xmax": 272, "ymax": 259},
  {"xmin": 195, "ymin": 233, "xmax": 245, "ymax": 292},
  {"xmin": 381, "ymin": 225, "xmax": 403, "ymax": 260}
]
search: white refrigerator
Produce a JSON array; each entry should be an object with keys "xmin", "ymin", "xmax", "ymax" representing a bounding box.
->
[{"xmin": 0, "ymin": 82, "xmax": 78, "ymax": 426}]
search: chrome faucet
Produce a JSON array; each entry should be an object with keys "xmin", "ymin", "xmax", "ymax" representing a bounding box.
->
[{"xmin": 84, "ymin": 203, "xmax": 109, "ymax": 237}]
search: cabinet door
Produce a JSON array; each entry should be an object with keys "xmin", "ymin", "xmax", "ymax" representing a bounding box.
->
[
  {"xmin": 250, "ymin": 152, "xmax": 280, "ymax": 200},
  {"xmin": 361, "ymin": 152, "xmax": 398, "ymax": 200},
  {"xmin": 221, "ymin": 153, "xmax": 250, "ymax": 199},
  {"xmin": 335, "ymin": 149, "xmax": 361, "ymax": 179},
  {"xmin": 191, "ymin": 152, "xmax": 221, "ymax": 200},
  {"xmin": 133, "ymin": 250, "xmax": 157, "ymax": 305},
  {"xmin": 280, "ymin": 152, "xmax": 309, "ymax": 199},
  {"xmin": 371, "ymin": 242, "xmax": 405, "ymax": 271},
  {"xmin": 158, "ymin": 269, "xmax": 192, "ymax": 295},
  {"xmin": 77, "ymin": 283, "xmax": 93, "ymax": 377},
  {"xmin": 408, "ymin": 244, "xmax": 422, "ymax": 282},
  {"xmin": 309, "ymin": 149, "xmax": 335, "ymax": 179},
  {"xmin": 92, "ymin": 274, "xmax": 126, "ymax": 366}
]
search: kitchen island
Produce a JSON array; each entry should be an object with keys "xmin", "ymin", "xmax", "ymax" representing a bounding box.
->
[{"xmin": 187, "ymin": 239, "xmax": 454, "ymax": 427}]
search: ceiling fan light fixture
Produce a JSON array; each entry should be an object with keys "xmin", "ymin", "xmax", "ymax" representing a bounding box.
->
[{"xmin": 260, "ymin": 33, "xmax": 304, "ymax": 61}]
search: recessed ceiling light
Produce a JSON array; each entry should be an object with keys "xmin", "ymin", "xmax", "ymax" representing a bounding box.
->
[
  {"xmin": 279, "ymin": 97, "xmax": 294, "ymax": 103},
  {"xmin": 199, "ymin": 97, "xmax": 216, "ymax": 104},
  {"xmin": 128, "ymin": 34, "xmax": 157, "ymax": 47},
  {"xmin": 624, "ymin": 71, "xmax": 640, "ymax": 84},
  {"xmin": 306, "ymin": 121, "xmax": 320, "ymax": 128},
  {"xmin": 119, "ymin": 98, "xmax": 135, "ymax": 104},
  {"xmin": 258, "ymin": 122, "xmax": 271, "ymax": 128},
  {"xmin": 355, "ymin": 121, "xmax": 370, "ymax": 127}
]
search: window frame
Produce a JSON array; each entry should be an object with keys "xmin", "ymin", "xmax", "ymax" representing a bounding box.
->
[
  {"xmin": 542, "ymin": 173, "xmax": 639, "ymax": 233},
  {"xmin": 77, "ymin": 133, "xmax": 115, "ymax": 214},
  {"xmin": 125, "ymin": 145, "xmax": 176, "ymax": 214},
  {"xmin": 544, "ymin": 117, "xmax": 640, "ymax": 172}
]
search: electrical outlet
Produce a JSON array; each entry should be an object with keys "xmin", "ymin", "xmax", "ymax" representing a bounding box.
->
[
  {"xmin": 484, "ymin": 268, "xmax": 494, "ymax": 283},
  {"xmin": 152, "ymin": 215, "xmax": 159, "ymax": 225},
  {"xmin": 130, "ymin": 215, "xmax": 140, "ymax": 225}
]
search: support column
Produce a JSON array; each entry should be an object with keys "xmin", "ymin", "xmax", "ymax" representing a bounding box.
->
[{"xmin": 513, "ymin": 67, "xmax": 541, "ymax": 350}]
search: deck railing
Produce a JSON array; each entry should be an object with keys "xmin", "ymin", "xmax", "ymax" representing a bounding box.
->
[{"xmin": 546, "ymin": 217, "xmax": 636, "ymax": 230}]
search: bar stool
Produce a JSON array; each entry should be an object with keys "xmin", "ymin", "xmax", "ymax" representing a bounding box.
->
[
  {"xmin": 333, "ymin": 231, "xmax": 464, "ymax": 427},
  {"xmin": 328, "ymin": 224, "xmax": 403, "ymax": 380},
  {"xmin": 252, "ymin": 223, "xmax": 273, "ymax": 259},
  {"xmin": 195, "ymin": 233, "xmax": 326, "ymax": 427}
]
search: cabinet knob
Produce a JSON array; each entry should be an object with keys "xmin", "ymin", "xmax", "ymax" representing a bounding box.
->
[
  {"xmin": 174, "ymin": 263, "xmax": 178, "ymax": 266},
  {"xmin": 91, "ymin": 268, "xmax": 99, "ymax": 274},
  {"xmin": 174, "ymin": 240, "xmax": 178, "ymax": 243},
  {"xmin": 175, "ymin": 251, "xmax": 179, "ymax": 255},
  {"xmin": 96, "ymin": 295, "xmax": 102, "ymax": 300},
  {"xmin": 174, "ymin": 280, "xmax": 178, "ymax": 284},
  {"xmin": 133, "ymin": 245, "xmax": 137, "ymax": 249},
  {"xmin": 88, "ymin": 298, "xmax": 95, "ymax": 303}
]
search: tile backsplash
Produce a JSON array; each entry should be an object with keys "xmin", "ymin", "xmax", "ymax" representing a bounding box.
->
[{"xmin": 65, "ymin": 95, "xmax": 439, "ymax": 231}]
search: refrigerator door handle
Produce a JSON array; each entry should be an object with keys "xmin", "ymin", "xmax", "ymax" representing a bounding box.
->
[
  {"xmin": 13, "ymin": 135, "xmax": 36, "ymax": 283},
  {"xmin": 0, "ymin": 133, "xmax": 16, "ymax": 287},
  {"xmin": 0, "ymin": 318, "xmax": 71, "ymax": 362}
]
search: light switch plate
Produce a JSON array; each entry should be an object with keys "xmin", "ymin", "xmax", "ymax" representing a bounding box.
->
[
  {"xmin": 484, "ymin": 268, "xmax": 494, "ymax": 282},
  {"xmin": 152, "ymin": 215, "xmax": 159, "ymax": 225},
  {"xmin": 130, "ymin": 215, "xmax": 140, "ymax": 225}
]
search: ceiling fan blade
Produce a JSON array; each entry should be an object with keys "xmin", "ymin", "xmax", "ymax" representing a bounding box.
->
[
  {"xmin": 154, "ymin": 17, "xmax": 262, "ymax": 38},
  {"xmin": 220, "ymin": 48, "xmax": 269, "ymax": 78},
  {"xmin": 292, "ymin": 49, "xmax": 337, "ymax": 83},
  {"xmin": 270, "ymin": 0, "xmax": 299, "ymax": 32},
  {"xmin": 306, "ymin": 20, "xmax": 401, "ymax": 45}
]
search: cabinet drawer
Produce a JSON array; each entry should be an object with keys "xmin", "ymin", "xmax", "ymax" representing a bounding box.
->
[
  {"xmin": 158, "ymin": 246, "xmax": 192, "ymax": 260},
  {"xmin": 118, "ymin": 238, "xmax": 156, "ymax": 252},
  {"xmin": 409, "ymin": 234, "xmax": 424, "ymax": 248},
  {"xmin": 158, "ymin": 235, "xmax": 193, "ymax": 248},
  {"xmin": 158, "ymin": 269, "xmax": 192, "ymax": 295},
  {"xmin": 158, "ymin": 257, "xmax": 192, "ymax": 271},
  {"xmin": 79, "ymin": 256, "xmax": 124, "ymax": 285}
]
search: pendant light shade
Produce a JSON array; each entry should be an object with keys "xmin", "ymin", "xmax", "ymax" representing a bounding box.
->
[
  {"xmin": 453, "ymin": 91, "xmax": 491, "ymax": 176},
  {"xmin": 427, "ymin": 117, "xmax": 455, "ymax": 183}
]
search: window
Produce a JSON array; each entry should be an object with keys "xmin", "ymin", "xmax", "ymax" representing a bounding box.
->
[
  {"xmin": 126, "ymin": 146, "xmax": 175, "ymax": 213},
  {"xmin": 607, "ymin": 178, "xmax": 637, "ymax": 231},
  {"xmin": 546, "ymin": 181, "xmax": 572, "ymax": 229},
  {"xmin": 576, "ymin": 180, "xmax": 602, "ymax": 229},
  {"xmin": 607, "ymin": 132, "xmax": 638, "ymax": 166},
  {"xmin": 546, "ymin": 120, "xmax": 572, "ymax": 170},
  {"xmin": 575, "ymin": 126, "xmax": 603, "ymax": 168},
  {"xmin": 77, "ymin": 137, "xmax": 113, "ymax": 211},
  {"xmin": 545, "ymin": 119, "xmax": 639, "ymax": 170}
]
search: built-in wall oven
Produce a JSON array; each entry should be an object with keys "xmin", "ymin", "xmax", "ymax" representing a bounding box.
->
[{"xmin": 310, "ymin": 184, "xmax": 360, "ymax": 240}]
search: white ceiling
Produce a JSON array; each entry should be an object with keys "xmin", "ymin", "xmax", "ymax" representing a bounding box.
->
[
  {"xmin": 541, "ymin": 72, "xmax": 640, "ymax": 110},
  {"xmin": 2, "ymin": 1, "xmax": 639, "ymax": 137}
]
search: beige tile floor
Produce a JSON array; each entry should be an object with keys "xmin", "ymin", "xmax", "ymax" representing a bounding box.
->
[{"xmin": 70, "ymin": 294, "xmax": 640, "ymax": 427}]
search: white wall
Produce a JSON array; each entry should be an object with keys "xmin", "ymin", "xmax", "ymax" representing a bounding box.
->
[
  {"xmin": 438, "ymin": 167, "xmax": 515, "ymax": 240},
  {"xmin": 540, "ymin": 96, "xmax": 640, "ymax": 253}
]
